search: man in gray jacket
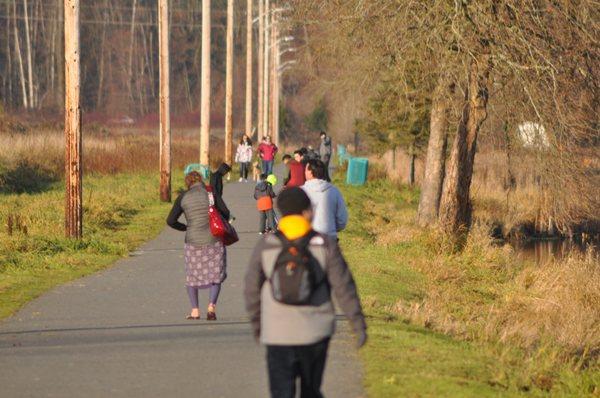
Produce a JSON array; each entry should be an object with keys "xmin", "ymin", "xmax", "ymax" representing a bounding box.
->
[
  {"xmin": 302, "ymin": 159, "xmax": 348, "ymax": 238},
  {"xmin": 318, "ymin": 131, "xmax": 332, "ymax": 181},
  {"xmin": 244, "ymin": 187, "xmax": 366, "ymax": 398}
]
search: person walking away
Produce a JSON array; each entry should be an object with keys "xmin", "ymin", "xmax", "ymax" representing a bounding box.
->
[
  {"xmin": 302, "ymin": 159, "xmax": 348, "ymax": 238},
  {"xmin": 318, "ymin": 131, "xmax": 332, "ymax": 181},
  {"xmin": 167, "ymin": 171, "xmax": 228, "ymax": 321},
  {"xmin": 306, "ymin": 145, "xmax": 320, "ymax": 162},
  {"xmin": 254, "ymin": 173, "xmax": 276, "ymax": 234},
  {"xmin": 258, "ymin": 136, "xmax": 278, "ymax": 175},
  {"xmin": 235, "ymin": 135, "xmax": 253, "ymax": 182},
  {"xmin": 282, "ymin": 152, "xmax": 306, "ymax": 188},
  {"xmin": 209, "ymin": 163, "xmax": 232, "ymax": 221},
  {"xmin": 244, "ymin": 187, "xmax": 367, "ymax": 398}
]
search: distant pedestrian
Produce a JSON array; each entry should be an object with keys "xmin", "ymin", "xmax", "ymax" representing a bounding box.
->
[
  {"xmin": 282, "ymin": 152, "xmax": 306, "ymax": 188},
  {"xmin": 318, "ymin": 131, "xmax": 332, "ymax": 181},
  {"xmin": 254, "ymin": 173, "xmax": 277, "ymax": 234},
  {"xmin": 244, "ymin": 187, "xmax": 367, "ymax": 398},
  {"xmin": 210, "ymin": 162, "xmax": 232, "ymax": 221},
  {"xmin": 167, "ymin": 171, "xmax": 228, "ymax": 321},
  {"xmin": 305, "ymin": 145, "xmax": 320, "ymax": 161},
  {"xmin": 302, "ymin": 159, "xmax": 348, "ymax": 238},
  {"xmin": 235, "ymin": 134, "xmax": 254, "ymax": 182},
  {"xmin": 258, "ymin": 136, "xmax": 278, "ymax": 176}
]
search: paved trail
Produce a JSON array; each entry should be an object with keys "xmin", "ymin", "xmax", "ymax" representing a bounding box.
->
[{"xmin": 0, "ymin": 171, "xmax": 363, "ymax": 398}]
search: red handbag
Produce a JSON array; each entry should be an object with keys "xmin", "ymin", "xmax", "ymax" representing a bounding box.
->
[{"xmin": 206, "ymin": 186, "xmax": 239, "ymax": 246}]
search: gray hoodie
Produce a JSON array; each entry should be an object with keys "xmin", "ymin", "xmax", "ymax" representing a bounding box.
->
[
  {"xmin": 302, "ymin": 179, "xmax": 348, "ymax": 237},
  {"xmin": 319, "ymin": 136, "xmax": 332, "ymax": 162}
]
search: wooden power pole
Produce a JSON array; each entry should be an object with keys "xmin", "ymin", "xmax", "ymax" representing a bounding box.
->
[
  {"xmin": 273, "ymin": 20, "xmax": 280, "ymax": 146},
  {"xmin": 158, "ymin": 0, "xmax": 171, "ymax": 202},
  {"xmin": 257, "ymin": 0, "xmax": 264, "ymax": 139},
  {"xmin": 64, "ymin": 0, "xmax": 82, "ymax": 238},
  {"xmin": 269, "ymin": 13, "xmax": 277, "ymax": 145},
  {"xmin": 245, "ymin": 0, "xmax": 253, "ymax": 138},
  {"xmin": 224, "ymin": 0, "xmax": 234, "ymax": 165},
  {"xmin": 262, "ymin": 0, "xmax": 270, "ymax": 138},
  {"xmin": 200, "ymin": 0, "xmax": 211, "ymax": 166}
]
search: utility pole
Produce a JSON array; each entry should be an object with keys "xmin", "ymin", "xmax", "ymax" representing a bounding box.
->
[
  {"xmin": 224, "ymin": 0, "xmax": 234, "ymax": 166},
  {"xmin": 262, "ymin": 0, "xmax": 270, "ymax": 139},
  {"xmin": 257, "ymin": 0, "xmax": 264, "ymax": 139},
  {"xmin": 158, "ymin": 0, "xmax": 171, "ymax": 202},
  {"xmin": 64, "ymin": 0, "xmax": 82, "ymax": 238},
  {"xmin": 273, "ymin": 21, "xmax": 280, "ymax": 146},
  {"xmin": 270, "ymin": 13, "xmax": 277, "ymax": 145},
  {"xmin": 245, "ymin": 0, "xmax": 253, "ymax": 138},
  {"xmin": 200, "ymin": 0, "xmax": 211, "ymax": 166}
]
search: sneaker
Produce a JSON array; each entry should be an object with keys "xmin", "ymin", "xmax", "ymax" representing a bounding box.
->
[
  {"xmin": 259, "ymin": 231, "xmax": 265, "ymax": 235},
  {"xmin": 239, "ymin": 178, "xmax": 243, "ymax": 182}
]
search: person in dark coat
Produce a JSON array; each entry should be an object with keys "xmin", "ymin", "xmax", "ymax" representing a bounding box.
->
[
  {"xmin": 319, "ymin": 131, "xmax": 332, "ymax": 181},
  {"xmin": 210, "ymin": 163, "xmax": 232, "ymax": 221}
]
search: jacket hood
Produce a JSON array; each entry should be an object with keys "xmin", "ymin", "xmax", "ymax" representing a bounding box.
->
[
  {"xmin": 278, "ymin": 215, "xmax": 312, "ymax": 240},
  {"xmin": 216, "ymin": 163, "xmax": 232, "ymax": 175},
  {"xmin": 304, "ymin": 178, "xmax": 332, "ymax": 193},
  {"xmin": 256, "ymin": 181, "xmax": 269, "ymax": 192}
]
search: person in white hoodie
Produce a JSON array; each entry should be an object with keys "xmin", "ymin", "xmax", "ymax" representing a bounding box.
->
[{"xmin": 302, "ymin": 159, "xmax": 348, "ymax": 238}]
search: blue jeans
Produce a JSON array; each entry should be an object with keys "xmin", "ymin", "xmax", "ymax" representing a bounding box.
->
[{"xmin": 262, "ymin": 160, "xmax": 274, "ymax": 175}]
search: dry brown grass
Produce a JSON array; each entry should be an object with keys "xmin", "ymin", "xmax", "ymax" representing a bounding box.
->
[
  {"xmin": 0, "ymin": 128, "xmax": 225, "ymax": 181},
  {"xmin": 392, "ymin": 225, "xmax": 600, "ymax": 368},
  {"xmin": 488, "ymin": 252, "xmax": 600, "ymax": 365}
]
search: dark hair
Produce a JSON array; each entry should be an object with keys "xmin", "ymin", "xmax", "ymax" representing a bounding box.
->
[
  {"xmin": 277, "ymin": 187, "xmax": 312, "ymax": 216},
  {"xmin": 320, "ymin": 131, "xmax": 327, "ymax": 137},
  {"xmin": 299, "ymin": 147, "xmax": 308, "ymax": 155},
  {"xmin": 282, "ymin": 154, "xmax": 292, "ymax": 161},
  {"xmin": 306, "ymin": 159, "xmax": 326, "ymax": 180},
  {"xmin": 260, "ymin": 173, "xmax": 268, "ymax": 181},
  {"xmin": 239, "ymin": 134, "xmax": 252, "ymax": 145},
  {"xmin": 293, "ymin": 149, "xmax": 303, "ymax": 156}
]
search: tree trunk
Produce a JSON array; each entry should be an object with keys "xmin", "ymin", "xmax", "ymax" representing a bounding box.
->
[
  {"xmin": 439, "ymin": 58, "xmax": 491, "ymax": 235},
  {"xmin": 97, "ymin": 9, "xmax": 108, "ymax": 108},
  {"xmin": 23, "ymin": 0, "xmax": 35, "ymax": 108},
  {"xmin": 408, "ymin": 142, "xmax": 416, "ymax": 186},
  {"xmin": 127, "ymin": 0, "xmax": 138, "ymax": 106},
  {"xmin": 13, "ymin": 0, "xmax": 29, "ymax": 109},
  {"xmin": 417, "ymin": 79, "xmax": 450, "ymax": 227},
  {"xmin": 6, "ymin": 1, "xmax": 13, "ymax": 107}
]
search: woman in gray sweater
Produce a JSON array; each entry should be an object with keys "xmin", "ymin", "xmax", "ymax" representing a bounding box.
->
[{"xmin": 167, "ymin": 171, "xmax": 227, "ymax": 321}]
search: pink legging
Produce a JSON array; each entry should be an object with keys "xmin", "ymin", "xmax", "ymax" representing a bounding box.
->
[{"xmin": 186, "ymin": 284, "xmax": 221, "ymax": 309}]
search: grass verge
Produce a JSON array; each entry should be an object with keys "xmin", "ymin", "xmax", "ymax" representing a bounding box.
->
[
  {"xmin": 337, "ymin": 175, "xmax": 599, "ymax": 397},
  {"xmin": 0, "ymin": 173, "xmax": 176, "ymax": 320}
]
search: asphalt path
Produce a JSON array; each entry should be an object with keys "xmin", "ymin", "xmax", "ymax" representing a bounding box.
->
[{"xmin": 0, "ymin": 168, "xmax": 363, "ymax": 398}]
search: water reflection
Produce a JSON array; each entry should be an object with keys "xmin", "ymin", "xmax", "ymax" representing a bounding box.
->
[{"xmin": 510, "ymin": 239, "xmax": 598, "ymax": 265}]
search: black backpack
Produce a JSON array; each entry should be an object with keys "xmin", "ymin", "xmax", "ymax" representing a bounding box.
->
[{"xmin": 269, "ymin": 231, "xmax": 323, "ymax": 306}]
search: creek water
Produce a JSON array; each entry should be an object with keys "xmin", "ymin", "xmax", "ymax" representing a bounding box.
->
[{"xmin": 510, "ymin": 239, "xmax": 598, "ymax": 265}]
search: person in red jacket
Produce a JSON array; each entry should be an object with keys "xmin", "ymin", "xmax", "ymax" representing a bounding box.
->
[
  {"xmin": 282, "ymin": 152, "xmax": 306, "ymax": 188},
  {"xmin": 258, "ymin": 136, "xmax": 278, "ymax": 175}
]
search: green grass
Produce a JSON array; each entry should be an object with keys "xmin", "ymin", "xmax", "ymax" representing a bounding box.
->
[
  {"xmin": 0, "ymin": 173, "xmax": 178, "ymax": 319},
  {"xmin": 336, "ymin": 174, "xmax": 599, "ymax": 397}
]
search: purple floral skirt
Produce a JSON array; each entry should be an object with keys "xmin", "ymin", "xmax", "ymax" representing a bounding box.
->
[{"xmin": 184, "ymin": 241, "xmax": 227, "ymax": 287}]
